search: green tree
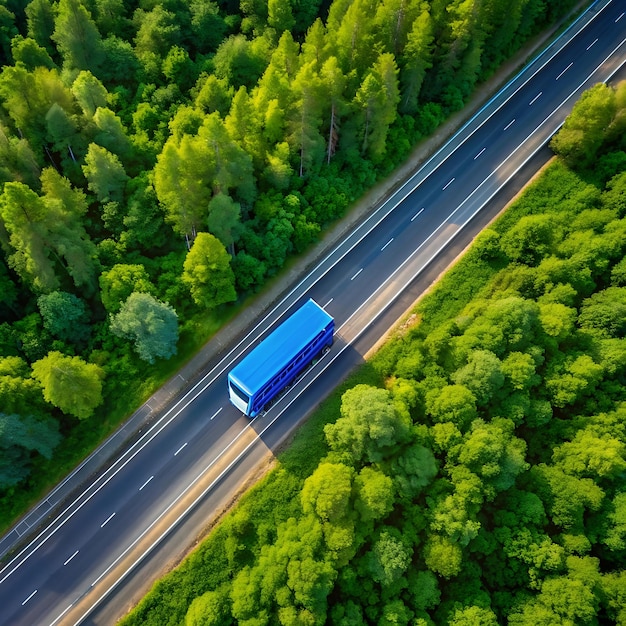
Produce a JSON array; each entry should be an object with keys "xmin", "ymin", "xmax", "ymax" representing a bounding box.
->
[
  {"xmin": 37, "ymin": 290, "xmax": 90, "ymax": 343},
  {"xmin": 32, "ymin": 351, "xmax": 104, "ymax": 419},
  {"xmin": 82, "ymin": 143, "xmax": 128, "ymax": 204},
  {"xmin": 365, "ymin": 527, "xmax": 412, "ymax": 587},
  {"xmin": 92, "ymin": 106, "xmax": 132, "ymax": 158},
  {"xmin": 448, "ymin": 418, "xmax": 529, "ymax": 499},
  {"xmin": 212, "ymin": 34, "xmax": 269, "ymax": 90},
  {"xmin": 399, "ymin": 5, "xmax": 434, "ymax": 114},
  {"xmin": 189, "ymin": 0, "xmax": 226, "ymax": 53},
  {"xmin": 319, "ymin": 56, "xmax": 346, "ymax": 164},
  {"xmin": 52, "ymin": 0, "xmax": 104, "ymax": 74},
  {"xmin": 500, "ymin": 214, "xmax": 556, "ymax": 265},
  {"xmin": 25, "ymin": 0, "xmax": 56, "ymax": 55},
  {"xmin": 110, "ymin": 292, "xmax": 179, "ymax": 364},
  {"xmin": 184, "ymin": 585, "xmax": 232, "ymax": 626},
  {"xmin": 423, "ymin": 534, "xmax": 463, "ymax": 578},
  {"xmin": 288, "ymin": 60, "xmax": 325, "ymax": 177},
  {"xmin": 10, "ymin": 35, "xmax": 55, "ymax": 70},
  {"xmin": 99, "ymin": 263, "xmax": 155, "ymax": 313},
  {"xmin": 181, "ymin": 232, "xmax": 237, "ymax": 310},
  {"xmin": 82, "ymin": 143, "xmax": 128, "ymax": 202},
  {"xmin": 301, "ymin": 462, "xmax": 354, "ymax": 524},
  {"xmin": 579, "ymin": 286, "xmax": 626, "ymax": 338},
  {"xmin": 0, "ymin": 356, "xmax": 48, "ymax": 416},
  {"xmin": 447, "ymin": 605, "xmax": 498, "ymax": 626},
  {"xmin": 207, "ymin": 193, "xmax": 242, "ymax": 250},
  {"xmin": 154, "ymin": 113, "xmax": 255, "ymax": 239},
  {"xmin": 550, "ymin": 83, "xmax": 616, "ymax": 169},
  {"xmin": 324, "ymin": 384, "xmax": 411, "ymax": 465},
  {"xmin": 268, "ymin": 0, "xmax": 295, "ymax": 34},
  {"xmin": 353, "ymin": 53, "xmax": 400, "ymax": 160},
  {"xmin": 451, "ymin": 350, "xmax": 504, "ymax": 407},
  {"xmin": 133, "ymin": 5, "xmax": 181, "ymax": 58},
  {"xmin": 353, "ymin": 466, "xmax": 395, "ymax": 523},
  {"xmin": 425, "ymin": 384, "xmax": 477, "ymax": 430},
  {"xmin": 0, "ymin": 412, "xmax": 61, "ymax": 488},
  {"xmin": 71, "ymin": 70, "xmax": 108, "ymax": 118}
]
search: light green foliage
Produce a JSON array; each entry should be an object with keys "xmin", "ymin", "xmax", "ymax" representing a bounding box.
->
[
  {"xmin": 71, "ymin": 71, "xmax": 108, "ymax": 118},
  {"xmin": 133, "ymin": 5, "xmax": 181, "ymax": 58},
  {"xmin": 288, "ymin": 60, "xmax": 325, "ymax": 177},
  {"xmin": 0, "ymin": 122, "xmax": 40, "ymax": 189},
  {"xmin": 366, "ymin": 527, "xmax": 412, "ymax": 586},
  {"xmin": 500, "ymin": 214, "xmax": 556, "ymax": 265},
  {"xmin": 181, "ymin": 232, "xmax": 237, "ymax": 310},
  {"xmin": 154, "ymin": 113, "xmax": 255, "ymax": 237},
  {"xmin": 32, "ymin": 351, "xmax": 104, "ymax": 419},
  {"xmin": 531, "ymin": 464, "xmax": 604, "ymax": 530},
  {"xmin": 447, "ymin": 605, "xmax": 498, "ymax": 626},
  {"xmin": 184, "ymin": 585, "xmax": 232, "ymax": 626},
  {"xmin": 82, "ymin": 143, "xmax": 129, "ymax": 203},
  {"xmin": 552, "ymin": 429, "xmax": 626, "ymax": 480},
  {"xmin": 207, "ymin": 194, "xmax": 242, "ymax": 249},
  {"xmin": 426, "ymin": 384, "xmax": 477, "ymax": 429},
  {"xmin": 451, "ymin": 350, "xmax": 504, "ymax": 406},
  {"xmin": 99, "ymin": 264, "xmax": 155, "ymax": 313},
  {"xmin": 213, "ymin": 35, "xmax": 269, "ymax": 90},
  {"xmin": 162, "ymin": 46, "xmax": 196, "ymax": 92},
  {"xmin": 110, "ymin": 292, "xmax": 178, "ymax": 364},
  {"xmin": 301, "ymin": 462, "xmax": 354, "ymax": 524},
  {"xmin": 268, "ymin": 0, "xmax": 295, "ymax": 34},
  {"xmin": 602, "ymin": 492, "xmax": 626, "ymax": 552},
  {"xmin": 354, "ymin": 52, "xmax": 400, "ymax": 160},
  {"xmin": 0, "ymin": 357, "xmax": 47, "ymax": 416},
  {"xmin": 353, "ymin": 466, "xmax": 394, "ymax": 523},
  {"xmin": 448, "ymin": 418, "xmax": 528, "ymax": 499},
  {"xmin": 551, "ymin": 83, "xmax": 617, "ymax": 169},
  {"xmin": 324, "ymin": 384, "xmax": 411, "ymax": 465},
  {"xmin": 423, "ymin": 534, "xmax": 463, "ymax": 578},
  {"xmin": 579, "ymin": 286, "xmax": 626, "ymax": 338},
  {"xmin": 195, "ymin": 75, "xmax": 233, "ymax": 116},
  {"xmin": 501, "ymin": 352, "xmax": 539, "ymax": 391},
  {"xmin": 0, "ymin": 65, "xmax": 74, "ymax": 151},
  {"xmin": 0, "ymin": 171, "xmax": 97, "ymax": 294},
  {"xmin": 93, "ymin": 107, "xmax": 132, "ymax": 158},
  {"xmin": 544, "ymin": 354, "xmax": 604, "ymax": 408},
  {"xmin": 400, "ymin": 5, "xmax": 434, "ymax": 114},
  {"xmin": 230, "ymin": 515, "xmax": 335, "ymax": 624},
  {"xmin": 10, "ymin": 36, "xmax": 55, "ymax": 70}
]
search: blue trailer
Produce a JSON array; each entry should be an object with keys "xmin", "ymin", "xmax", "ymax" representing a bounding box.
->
[{"xmin": 228, "ymin": 299, "xmax": 334, "ymax": 416}]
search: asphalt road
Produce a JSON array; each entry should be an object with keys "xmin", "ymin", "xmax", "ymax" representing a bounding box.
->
[{"xmin": 1, "ymin": 2, "xmax": 625, "ymax": 625}]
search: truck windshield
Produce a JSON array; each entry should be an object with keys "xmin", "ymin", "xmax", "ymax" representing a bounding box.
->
[{"xmin": 229, "ymin": 381, "xmax": 249, "ymax": 405}]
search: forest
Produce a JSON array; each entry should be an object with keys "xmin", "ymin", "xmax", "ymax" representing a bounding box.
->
[
  {"xmin": 0, "ymin": 0, "xmax": 579, "ymax": 527},
  {"xmin": 121, "ymin": 81, "xmax": 626, "ymax": 625}
]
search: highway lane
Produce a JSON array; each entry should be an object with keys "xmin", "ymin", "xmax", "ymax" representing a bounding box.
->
[{"xmin": 1, "ymin": 2, "xmax": 625, "ymax": 624}]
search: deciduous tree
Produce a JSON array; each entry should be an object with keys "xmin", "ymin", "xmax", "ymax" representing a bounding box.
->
[
  {"xmin": 181, "ymin": 232, "xmax": 237, "ymax": 309},
  {"xmin": 32, "ymin": 351, "xmax": 104, "ymax": 419},
  {"xmin": 110, "ymin": 292, "xmax": 178, "ymax": 363}
]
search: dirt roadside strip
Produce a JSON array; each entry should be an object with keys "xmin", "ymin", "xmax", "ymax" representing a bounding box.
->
[{"xmin": 0, "ymin": 0, "xmax": 596, "ymax": 567}]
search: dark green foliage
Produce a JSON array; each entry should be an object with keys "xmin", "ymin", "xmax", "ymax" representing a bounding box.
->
[{"xmin": 0, "ymin": 413, "xmax": 61, "ymax": 488}]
